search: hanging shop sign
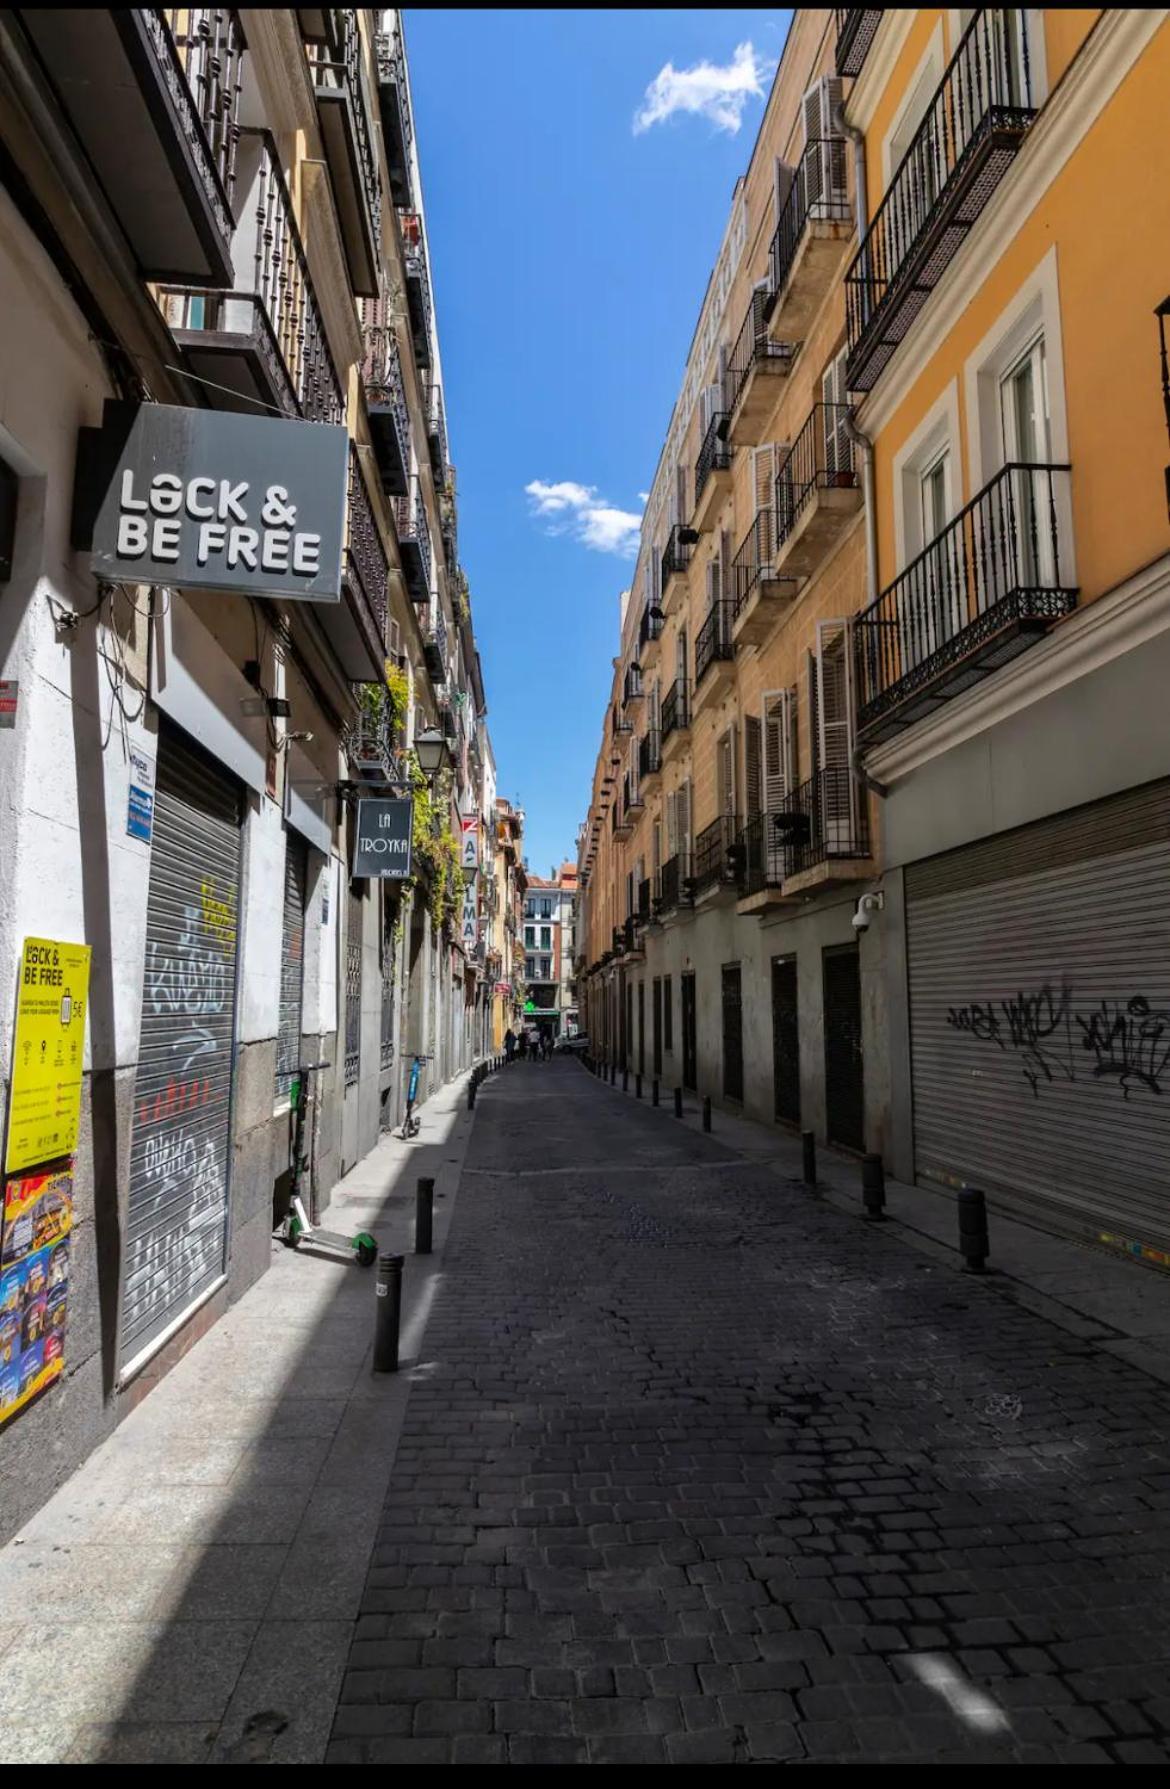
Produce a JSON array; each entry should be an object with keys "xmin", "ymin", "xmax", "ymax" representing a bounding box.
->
[
  {"xmin": 460, "ymin": 815, "xmax": 479, "ymax": 870},
  {"xmin": 0, "ymin": 1165, "xmax": 72, "ymax": 1425},
  {"xmin": 5, "ymin": 939, "xmax": 92, "ymax": 1174},
  {"xmin": 352, "ymin": 798, "xmax": 413, "ymax": 880},
  {"xmin": 81, "ymin": 402, "xmax": 348, "ymax": 602},
  {"xmin": 461, "ymin": 888, "xmax": 477, "ymax": 947}
]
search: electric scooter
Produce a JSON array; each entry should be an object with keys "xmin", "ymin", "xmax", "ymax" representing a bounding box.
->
[
  {"xmin": 399, "ymin": 1053, "xmax": 431, "ymax": 1140},
  {"xmin": 278, "ymin": 1062, "xmax": 377, "ymax": 1266}
]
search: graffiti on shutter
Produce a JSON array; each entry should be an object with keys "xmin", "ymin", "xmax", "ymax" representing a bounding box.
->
[{"xmin": 345, "ymin": 886, "xmax": 363, "ymax": 1087}]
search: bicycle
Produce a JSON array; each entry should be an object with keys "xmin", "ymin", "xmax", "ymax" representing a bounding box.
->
[
  {"xmin": 399, "ymin": 1053, "xmax": 431, "ymax": 1140},
  {"xmin": 277, "ymin": 1062, "xmax": 377, "ymax": 1266}
]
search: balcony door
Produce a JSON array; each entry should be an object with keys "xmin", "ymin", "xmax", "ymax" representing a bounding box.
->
[
  {"xmin": 901, "ymin": 446, "xmax": 954, "ymax": 672},
  {"xmin": 814, "ymin": 622, "xmax": 860, "ymax": 856},
  {"xmin": 1000, "ymin": 336, "xmax": 1055, "ymax": 591}
]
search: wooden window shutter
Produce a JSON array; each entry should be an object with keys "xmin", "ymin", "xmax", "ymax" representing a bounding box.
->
[
  {"xmin": 763, "ymin": 689, "xmax": 792, "ymax": 809},
  {"xmin": 676, "ymin": 627, "xmax": 687, "ymax": 685},
  {"xmin": 678, "ymin": 779, "xmax": 691, "ymax": 855},
  {"xmin": 821, "ymin": 352, "xmax": 851, "ymax": 478},
  {"xmin": 744, "ymin": 715, "xmax": 762, "ymax": 818},
  {"xmin": 815, "ymin": 619, "xmax": 854, "ymax": 771},
  {"xmin": 753, "ymin": 444, "xmax": 775, "ymax": 516}
]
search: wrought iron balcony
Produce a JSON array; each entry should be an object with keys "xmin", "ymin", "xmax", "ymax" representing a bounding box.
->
[
  {"xmin": 660, "ymin": 678, "xmax": 690, "ymax": 745},
  {"xmin": 739, "ymin": 771, "xmax": 871, "ymax": 898},
  {"xmin": 639, "ymin": 729, "xmax": 662, "ymax": 781},
  {"xmin": 661, "ymin": 523, "xmax": 695, "ymax": 608},
  {"xmin": 695, "ymin": 600, "xmax": 735, "ymax": 688},
  {"xmin": 304, "ymin": 9, "xmax": 383, "ymax": 297},
  {"xmin": 160, "ymin": 130, "xmax": 343, "ymax": 423},
  {"xmin": 854, "ymin": 463, "xmax": 1076, "ymax": 745},
  {"xmin": 725, "ymin": 291, "xmax": 796, "ymax": 445},
  {"xmin": 400, "ymin": 211, "xmax": 433, "ymax": 369},
  {"xmin": 835, "ymin": 9, "xmax": 883, "ymax": 78},
  {"xmin": 639, "ymin": 605, "xmax": 664, "ymax": 650},
  {"xmin": 730, "ymin": 507, "xmax": 799, "ymax": 645},
  {"xmin": 693, "ymin": 814, "xmax": 741, "ymax": 898},
  {"xmin": 657, "ymin": 852, "xmax": 693, "ymax": 913},
  {"xmin": 767, "ymin": 137, "xmax": 852, "ymax": 338},
  {"xmin": 376, "ymin": 23, "xmax": 413, "ymax": 208},
  {"xmin": 24, "ymin": 9, "xmax": 244, "ymax": 287},
  {"xmin": 427, "ymin": 379, "xmax": 450, "ymax": 493},
  {"xmin": 612, "ymin": 702, "xmax": 633, "ymax": 737},
  {"xmin": 438, "ymin": 699, "xmax": 457, "ymax": 742},
  {"xmin": 363, "ymin": 320, "xmax": 410, "ymax": 495},
  {"xmin": 394, "ymin": 478, "xmax": 433, "ymax": 602},
  {"xmin": 324, "ymin": 448, "xmax": 389, "ymax": 681},
  {"xmin": 846, "ymin": 10, "xmax": 1039, "ymax": 392},
  {"xmin": 423, "ymin": 612, "xmax": 447, "ymax": 685},
  {"xmin": 623, "ymin": 664, "xmax": 644, "ymax": 705},
  {"xmin": 692, "ymin": 411, "xmax": 734, "ymax": 532},
  {"xmin": 637, "ymin": 878, "xmax": 652, "ymax": 923},
  {"xmin": 773, "ymin": 402, "xmax": 862, "ymax": 576}
]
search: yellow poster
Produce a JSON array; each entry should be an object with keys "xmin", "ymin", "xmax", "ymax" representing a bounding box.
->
[{"xmin": 5, "ymin": 939, "xmax": 92, "ymax": 1174}]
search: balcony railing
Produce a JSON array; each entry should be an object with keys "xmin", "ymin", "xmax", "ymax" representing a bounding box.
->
[
  {"xmin": 775, "ymin": 403, "xmax": 858, "ymax": 545},
  {"xmin": 394, "ymin": 480, "xmax": 433, "ymax": 602},
  {"xmin": 730, "ymin": 508, "xmax": 778, "ymax": 620},
  {"xmin": 693, "ymin": 814, "xmax": 741, "ymax": 897},
  {"xmin": 854, "ymin": 463, "xmax": 1076, "ymax": 743},
  {"xmin": 639, "ymin": 605, "xmax": 664, "ymax": 648},
  {"xmin": 423, "ymin": 612, "xmax": 447, "ymax": 684},
  {"xmin": 726, "ymin": 289, "xmax": 796, "ymax": 419},
  {"xmin": 362, "ymin": 320, "xmax": 410, "ymax": 494},
  {"xmin": 694, "ymin": 411, "xmax": 733, "ymax": 512},
  {"xmin": 695, "ymin": 601, "xmax": 735, "ymax": 686},
  {"xmin": 346, "ymin": 448, "xmax": 389, "ymax": 647},
  {"xmin": 160, "ymin": 131, "xmax": 344, "ymax": 423},
  {"xmin": 658, "ymin": 853, "xmax": 692, "ymax": 912},
  {"xmin": 304, "ymin": 9, "xmax": 383, "ymax": 296},
  {"xmin": 160, "ymin": 8, "xmax": 245, "ymax": 216},
  {"xmin": 637, "ymin": 878, "xmax": 652, "ymax": 923},
  {"xmin": 661, "ymin": 523, "xmax": 693, "ymax": 589},
  {"xmin": 623, "ymin": 664, "xmax": 644, "ymax": 704},
  {"xmin": 835, "ymin": 9, "xmax": 884, "ymax": 78},
  {"xmin": 846, "ymin": 10, "xmax": 1039, "ymax": 391},
  {"xmin": 376, "ymin": 23, "xmax": 413, "ymax": 207},
  {"xmin": 427, "ymin": 379, "xmax": 450, "ymax": 491},
  {"xmin": 768, "ymin": 137, "xmax": 851, "ymax": 301},
  {"xmin": 639, "ymin": 729, "xmax": 661, "ymax": 780},
  {"xmin": 739, "ymin": 770, "xmax": 871, "ymax": 896},
  {"xmin": 661, "ymin": 678, "xmax": 689, "ymax": 742},
  {"xmin": 400, "ymin": 211, "xmax": 433, "ymax": 368}
]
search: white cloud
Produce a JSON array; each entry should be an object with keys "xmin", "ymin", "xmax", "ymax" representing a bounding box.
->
[
  {"xmin": 633, "ymin": 40, "xmax": 774, "ymax": 136},
  {"xmin": 525, "ymin": 479, "xmax": 643, "ymax": 558}
]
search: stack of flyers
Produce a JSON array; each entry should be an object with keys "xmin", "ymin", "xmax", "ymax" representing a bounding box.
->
[{"xmin": 0, "ymin": 1166, "xmax": 73, "ymax": 1424}]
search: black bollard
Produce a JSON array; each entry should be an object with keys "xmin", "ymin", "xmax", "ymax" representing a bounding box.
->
[
  {"xmin": 467, "ymin": 1078, "xmax": 476, "ymax": 1110},
  {"xmin": 702, "ymin": 1096, "xmax": 711, "ymax": 1133},
  {"xmin": 958, "ymin": 1186, "xmax": 989, "ymax": 1273},
  {"xmin": 373, "ymin": 1253, "xmax": 403, "ymax": 1373},
  {"xmin": 415, "ymin": 1176, "xmax": 434, "ymax": 1255},
  {"xmin": 652, "ymin": 1079, "xmax": 659, "ymax": 1107},
  {"xmin": 802, "ymin": 1130, "xmax": 817, "ymax": 1187},
  {"xmin": 674, "ymin": 1086, "xmax": 683, "ymax": 1119},
  {"xmin": 622, "ymin": 1068, "xmax": 628, "ymax": 1093},
  {"xmin": 862, "ymin": 1154, "xmax": 886, "ymax": 1221},
  {"xmin": 636, "ymin": 1074, "xmax": 642, "ymax": 1099}
]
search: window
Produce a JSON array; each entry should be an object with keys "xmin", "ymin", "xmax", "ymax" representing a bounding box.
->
[
  {"xmin": 1001, "ymin": 335, "xmax": 1054, "ymax": 588},
  {"xmin": 540, "ymin": 898, "xmax": 552, "ymax": 919},
  {"xmin": 540, "ymin": 926, "xmax": 551, "ymax": 951},
  {"xmin": 539, "ymin": 957, "xmax": 551, "ymax": 980},
  {"xmin": 663, "ymin": 974, "xmax": 673, "ymax": 1052},
  {"xmin": 524, "ymin": 925, "xmax": 535, "ymax": 948},
  {"xmin": 525, "ymin": 956, "xmax": 536, "ymax": 978}
]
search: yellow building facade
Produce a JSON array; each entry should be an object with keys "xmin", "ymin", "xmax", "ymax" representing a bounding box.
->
[{"xmin": 580, "ymin": 8, "xmax": 1170, "ymax": 1266}]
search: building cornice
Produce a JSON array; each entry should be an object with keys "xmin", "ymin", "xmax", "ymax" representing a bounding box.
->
[
  {"xmin": 866, "ymin": 552, "xmax": 1170, "ymax": 786},
  {"xmin": 855, "ymin": 7, "xmax": 1169, "ymax": 435}
]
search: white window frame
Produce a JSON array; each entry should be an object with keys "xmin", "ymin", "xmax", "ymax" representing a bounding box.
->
[
  {"xmin": 881, "ymin": 21, "xmax": 945, "ymax": 189},
  {"xmin": 892, "ymin": 379, "xmax": 962, "ymax": 573}
]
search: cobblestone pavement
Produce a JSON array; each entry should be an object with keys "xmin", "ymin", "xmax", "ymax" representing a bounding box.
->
[{"xmin": 330, "ymin": 1061, "xmax": 1170, "ymax": 1764}]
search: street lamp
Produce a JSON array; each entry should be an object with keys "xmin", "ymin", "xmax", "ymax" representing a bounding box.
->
[{"xmin": 414, "ymin": 724, "xmax": 450, "ymax": 778}]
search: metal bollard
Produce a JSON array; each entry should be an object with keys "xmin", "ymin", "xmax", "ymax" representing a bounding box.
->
[
  {"xmin": 802, "ymin": 1130, "xmax": 817, "ymax": 1187},
  {"xmin": 373, "ymin": 1253, "xmax": 403, "ymax": 1373},
  {"xmin": 415, "ymin": 1176, "xmax": 434, "ymax": 1256},
  {"xmin": 635, "ymin": 1074, "xmax": 642, "ymax": 1099},
  {"xmin": 674, "ymin": 1086, "xmax": 683, "ymax": 1119},
  {"xmin": 862, "ymin": 1153, "xmax": 886, "ymax": 1221},
  {"xmin": 702, "ymin": 1096, "xmax": 711, "ymax": 1133},
  {"xmin": 467, "ymin": 1078, "xmax": 476, "ymax": 1110},
  {"xmin": 958, "ymin": 1186, "xmax": 989, "ymax": 1272},
  {"xmin": 652, "ymin": 1079, "xmax": 659, "ymax": 1107},
  {"xmin": 622, "ymin": 1068, "xmax": 628, "ymax": 1093}
]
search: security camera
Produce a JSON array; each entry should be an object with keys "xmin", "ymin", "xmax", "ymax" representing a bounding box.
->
[{"xmin": 851, "ymin": 890, "xmax": 884, "ymax": 934}]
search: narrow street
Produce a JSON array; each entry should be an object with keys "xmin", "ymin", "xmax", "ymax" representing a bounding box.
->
[{"xmin": 330, "ymin": 1060, "xmax": 1170, "ymax": 1765}]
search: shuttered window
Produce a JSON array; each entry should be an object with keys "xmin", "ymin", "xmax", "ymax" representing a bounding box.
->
[
  {"xmin": 345, "ymin": 885, "xmax": 363, "ymax": 1087},
  {"xmin": 716, "ymin": 728, "xmax": 737, "ymax": 816},
  {"xmin": 122, "ymin": 726, "xmax": 241, "ymax": 1371},
  {"xmin": 801, "ymin": 75, "xmax": 847, "ymax": 211},
  {"xmin": 744, "ymin": 715, "xmax": 762, "ymax": 818},
  {"xmin": 275, "ymin": 833, "xmax": 308, "ymax": 1102}
]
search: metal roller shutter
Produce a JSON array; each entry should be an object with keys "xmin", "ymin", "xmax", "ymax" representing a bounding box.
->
[
  {"xmin": 275, "ymin": 833, "xmax": 308, "ymax": 1101},
  {"xmin": 121, "ymin": 726, "xmax": 242, "ymax": 1370},
  {"xmin": 824, "ymin": 944, "xmax": 863, "ymax": 1149},
  {"xmin": 906, "ymin": 781, "xmax": 1170, "ymax": 1252}
]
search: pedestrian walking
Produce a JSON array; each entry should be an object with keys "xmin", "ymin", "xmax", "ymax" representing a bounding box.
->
[
  {"xmin": 504, "ymin": 1026, "xmax": 516, "ymax": 1063},
  {"xmin": 518, "ymin": 1029, "xmax": 528, "ymax": 1060}
]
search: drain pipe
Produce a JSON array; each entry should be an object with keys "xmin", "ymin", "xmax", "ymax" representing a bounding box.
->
[{"xmin": 834, "ymin": 95, "xmax": 889, "ymax": 803}]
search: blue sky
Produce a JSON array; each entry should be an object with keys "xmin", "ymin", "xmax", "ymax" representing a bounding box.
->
[{"xmin": 406, "ymin": 8, "xmax": 792, "ymax": 876}]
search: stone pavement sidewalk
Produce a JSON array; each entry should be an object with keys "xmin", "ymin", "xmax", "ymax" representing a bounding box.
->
[
  {"xmin": 330, "ymin": 1058, "xmax": 1170, "ymax": 1765},
  {"xmin": 0, "ymin": 1069, "xmax": 479, "ymax": 1766}
]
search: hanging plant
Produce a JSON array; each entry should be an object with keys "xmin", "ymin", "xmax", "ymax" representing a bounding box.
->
[{"xmin": 385, "ymin": 659, "xmax": 409, "ymax": 740}]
